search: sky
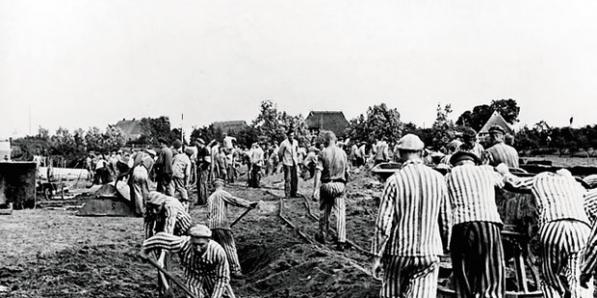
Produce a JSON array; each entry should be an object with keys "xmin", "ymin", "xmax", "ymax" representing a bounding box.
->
[{"xmin": 2, "ymin": 0, "xmax": 597, "ymax": 138}]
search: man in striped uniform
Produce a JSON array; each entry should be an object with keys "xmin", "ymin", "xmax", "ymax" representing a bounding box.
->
[
  {"xmin": 145, "ymin": 191, "xmax": 193, "ymax": 238},
  {"xmin": 312, "ymin": 131, "xmax": 349, "ymax": 251},
  {"xmin": 580, "ymin": 187, "xmax": 597, "ymax": 294},
  {"xmin": 207, "ymin": 179, "xmax": 257, "ymax": 278},
  {"xmin": 446, "ymin": 151, "xmax": 506, "ymax": 297},
  {"xmin": 141, "ymin": 224, "xmax": 235, "ymax": 298},
  {"xmin": 498, "ymin": 166, "xmax": 590, "ymax": 298},
  {"xmin": 371, "ymin": 134, "xmax": 450, "ymax": 298},
  {"xmin": 486, "ymin": 125, "xmax": 519, "ymax": 169}
]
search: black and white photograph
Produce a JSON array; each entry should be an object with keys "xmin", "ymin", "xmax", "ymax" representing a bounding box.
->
[{"xmin": 2, "ymin": 1, "xmax": 597, "ymax": 297}]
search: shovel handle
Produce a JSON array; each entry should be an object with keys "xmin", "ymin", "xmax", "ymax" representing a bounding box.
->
[
  {"xmin": 230, "ymin": 206, "xmax": 253, "ymax": 227},
  {"xmin": 140, "ymin": 254, "xmax": 198, "ymax": 298}
]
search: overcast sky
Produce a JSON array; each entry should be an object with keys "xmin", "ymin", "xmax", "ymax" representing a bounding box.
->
[{"xmin": 2, "ymin": 0, "xmax": 597, "ymax": 138}]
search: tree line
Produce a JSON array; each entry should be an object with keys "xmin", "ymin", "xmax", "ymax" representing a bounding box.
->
[{"xmin": 10, "ymin": 98, "xmax": 597, "ymax": 167}]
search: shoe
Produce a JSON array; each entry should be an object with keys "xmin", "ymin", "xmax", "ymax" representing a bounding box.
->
[{"xmin": 315, "ymin": 233, "xmax": 326, "ymax": 244}]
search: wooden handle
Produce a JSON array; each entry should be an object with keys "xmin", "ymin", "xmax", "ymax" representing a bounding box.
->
[{"xmin": 141, "ymin": 254, "xmax": 198, "ymax": 298}]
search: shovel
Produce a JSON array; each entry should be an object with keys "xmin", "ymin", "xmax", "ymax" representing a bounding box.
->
[
  {"xmin": 139, "ymin": 253, "xmax": 198, "ymax": 298},
  {"xmin": 230, "ymin": 204, "xmax": 257, "ymax": 227}
]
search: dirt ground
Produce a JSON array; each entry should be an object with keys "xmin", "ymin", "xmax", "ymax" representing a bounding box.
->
[{"xmin": 0, "ymin": 167, "xmax": 383, "ymax": 298}]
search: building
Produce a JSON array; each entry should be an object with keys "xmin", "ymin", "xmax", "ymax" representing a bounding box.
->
[
  {"xmin": 212, "ymin": 120, "xmax": 248, "ymax": 134},
  {"xmin": 478, "ymin": 111, "xmax": 514, "ymax": 142},
  {"xmin": 305, "ymin": 111, "xmax": 350, "ymax": 138}
]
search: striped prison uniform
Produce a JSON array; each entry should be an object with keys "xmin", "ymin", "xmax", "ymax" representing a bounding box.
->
[
  {"xmin": 485, "ymin": 142, "xmax": 519, "ymax": 169},
  {"xmin": 317, "ymin": 145, "xmax": 349, "ymax": 243},
  {"xmin": 372, "ymin": 159, "xmax": 450, "ymax": 298},
  {"xmin": 457, "ymin": 142, "xmax": 485, "ymax": 161},
  {"xmin": 446, "ymin": 164, "xmax": 506, "ymax": 298},
  {"xmin": 504, "ymin": 171, "xmax": 590, "ymax": 298},
  {"xmin": 143, "ymin": 233, "xmax": 235, "ymax": 298},
  {"xmin": 145, "ymin": 196, "xmax": 193, "ymax": 239},
  {"xmin": 207, "ymin": 189, "xmax": 252, "ymax": 274},
  {"xmin": 582, "ymin": 188, "xmax": 597, "ymax": 298}
]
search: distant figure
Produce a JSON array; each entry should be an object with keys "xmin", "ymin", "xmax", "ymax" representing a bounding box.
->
[
  {"xmin": 215, "ymin": 147, "xmax": 228, "ymax": 181},
  {"xmin": 248, "ymin": 143, "xmax": 264, "ymax": 188},
  {"xmin": 155, "ymin": 138, "xmax": 174, "ymax": 196},
  {"xmin": 195, "ymin": 139, "xmax": 211, "ymax": 205},
  {"xmin": 171, "ymin": 140, "xmax": 192, "ymax": 211},
  {"xmin": 486, "ymin": 125, "xmax": 519, "ymax": 169},
  {"xmin": 373, "ymin": 137, "xmax": 390, "ymax": 165},
  {"xmin": 458, "ymin": 128, "xmax": 485, "ymax": 160},
  {"xmin": 312, "ymin": 131, "xmax": 349, "ymax": 251},
  {"xmin": 94, "ymin": 154, "xmax": 112, "ymax": 185},
  {"xmin": 278, "ymin": 129, "xmax": 299, "ymax": 198}
]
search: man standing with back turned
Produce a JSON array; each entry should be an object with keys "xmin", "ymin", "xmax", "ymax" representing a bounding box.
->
[
  {"xmin": 371, "ymin": 134, "xmax": 450, "ymax": 298},
  {"xmin": 312, "ymin": 131, "xmax": 349, "ymax": 251}
]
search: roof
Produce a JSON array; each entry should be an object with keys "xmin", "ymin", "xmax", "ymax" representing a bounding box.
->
[
  {"xmin": 113, "ymin": 119, "xmax": 148, "ymax": 140},
  {"xmin": 212, "ymin": 120, "xmax": 248, "ymax": 133},
  {"xmin": 305, "ymin": 111, "xmax": 350, "ymax": 137},
  {"xmin": 478, "ymin": 111, "xmax": 514, "ymax": 135}
]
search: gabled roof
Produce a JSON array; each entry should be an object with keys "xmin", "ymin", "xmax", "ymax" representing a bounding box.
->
[
  {"xmin": 212, "ymin": 120, "xmax": 248, "ymax": 133},
  {"xmin": 478, "ymin": 111, "xmax": 514, "ymax": 134},
  {"xmin": 305, "ymin": 111, "xmax": 350, "ymax": 137},
  {"xmin": 113, "ymin": 119, "xmax": 148, "ymax": 140}
]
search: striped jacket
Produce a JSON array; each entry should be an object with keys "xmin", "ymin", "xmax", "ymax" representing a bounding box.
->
[
  {"xmin": 145, "ymin": 197, "xmax": 193, "ymax": 238},
  {"xmin": 446, "ymin": 164, "xmax": 505, "ymax": 226},
  {"xmin": 207, "ymin": 189, "xmax": 252, "ymax": 230},
  {"xmin": 584, "ymin": 189, "xmax": 597, "ymax": 225},
  {"xmin": 372, "ymin": 159, "xmax": 450, "ymax": 258},
  {"xmin": 143, "ymin": 233, "xmax": 230, "ymax": 298},
  {"xmin": 486, "ymin": 143, "xmax": 519, "ymax": 169},
  {"xmin": 504, "ymin": 172, "xmax": 590, "ymax": 228}
]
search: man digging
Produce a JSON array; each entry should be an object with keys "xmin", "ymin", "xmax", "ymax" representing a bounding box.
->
[
  {"xmin": 141, "ymin": 224, "xmax": 235, "ymax": 298},
  {"xmin": 207, "ymin": 178, "xmax": 258, "ymax": 278}
]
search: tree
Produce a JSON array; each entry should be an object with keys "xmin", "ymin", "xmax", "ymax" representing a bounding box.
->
[
  {"xmin": 430, "ymin": 104, "xmax": 456, "ymax": 150},
  {"xmin": 456, "ymin": 99, "xmax": 520, "ymax": 131},
  {"xmin": 490, "ymin": 99, "xmax": 520, "ymax": 124},
  {"xmin": 346, "ymin": 103, "xmax": 403, "ymax": 143}
]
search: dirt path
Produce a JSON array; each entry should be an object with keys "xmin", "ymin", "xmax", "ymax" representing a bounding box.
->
[{"xmin": 0, "ymin": 169, "xmax": 382, "ymax": 297}]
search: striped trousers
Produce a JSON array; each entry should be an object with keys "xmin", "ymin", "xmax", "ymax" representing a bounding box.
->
[
  {"xmin": 319, "ymin": 182, "xmax": 346, "ymax": 243},
  {"xmin": 211, "ymin": 229, "xmax": 242, "ymax": 274},
  {"xmin": 540, "ymin": 220, "xmax": 590, "ymax": 298},
  {"xmin": 450, "ymin": 221, "xmax": 506, "ymax": 298},
  {"xmin": 380, "ymin": 255, "xmax": 439, "ymax": 298}
]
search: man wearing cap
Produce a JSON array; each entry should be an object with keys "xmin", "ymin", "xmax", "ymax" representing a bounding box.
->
[
  {"xmin": 446, "ymin": 151, "xmax": 507, "ymax": 297},
  {"xmin": 207, "ymin": 179, "xmax": 257, "ymax": 277},
  {"xmin": 128, "ymin": 148, "xmax": 156, "ymax": 216},
  {"xmin": 155, "ymin": 138, "xmax": 174, "ymax": 196},
  {"xmin": 458, "ymin": 127, "xmax": 485, "ymax": 160},
  {"xmin": 195, "ymin": 139, "xmax": 211, "ymax": 206},
  {"xmin": 278, "ymin": 129, "xmax": 299, "ymax": 198},
  {"xmin": 141, "ymin": 224, "xmax": 235, "ymax": 298},
  {"xmin": 486, "ymin": 125, "xmax": 519, "ymax": 169},
  {"xmin": 371, "ymin": 134, "xmax": 450, "ymax": 298},
  {"xmin": 171, "ymin": 140, "xmax": 192, "ymax": 211},
  {"xmin": 145, "ymin": 191, "xmax": 193, "ymax": 238},
  {"xmin": 498, "ymin": 166, "xmax": 590, "ymax": 297},
  {"xmin": 312, "ymin": 131, "xmax": 349, "ymax": 251}
]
